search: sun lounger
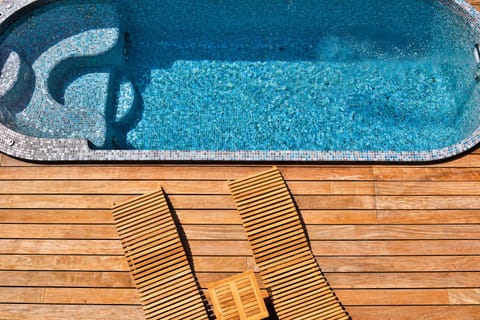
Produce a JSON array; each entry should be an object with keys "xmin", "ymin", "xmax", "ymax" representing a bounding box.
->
[
  {"xmin": 229, "ymin": 167, "xmax": 350, "ymax": 320},
  {"xmin": 112, "ymin": 189, "xmax": 209, "ymax": 320}
]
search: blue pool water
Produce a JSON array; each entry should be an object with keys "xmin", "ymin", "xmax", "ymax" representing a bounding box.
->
[{"xmin": 1, "ymin": 0, "xmax": 480, "ymax": 153}]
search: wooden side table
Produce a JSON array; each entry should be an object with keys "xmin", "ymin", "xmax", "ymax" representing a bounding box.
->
[{"xmin": 207, "ymin": 271, "xmax": 269, "ymax": 320}]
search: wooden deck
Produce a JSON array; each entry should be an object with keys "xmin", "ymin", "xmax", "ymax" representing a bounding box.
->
[
  {"xmin": 470, "ymin": 1, "xmax": 480, "ymax": 10},
  {"xmin": 1, "ymin": 149, "xmax": 480, "ymax": 319}
]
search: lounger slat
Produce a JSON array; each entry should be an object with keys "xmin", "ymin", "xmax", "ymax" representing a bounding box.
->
[
  {"xmin": 131, "ymin": 247, "xmax": 184, "ymax": 272},
  {"xmin": 112, "ymin": 189, "xmax": 209, "ymax": 320},
  {"xmin": 232, "ymin": 178, "xmax": 285, "ymax": 201},
  {"xmin": 113, "ymin": 191, "xmax": 166, "ymax": 215},
  {"xmin": 228, "ymin": 168, "xmax": 279, "ymax": 191},
  {"xmin": 229, "ymin": 167, "xmax": 349, "ymax": 320},
  {"xmin": 120, "ymin": 217, "xmax": 172, "ymax": 241},
  {"xmin": 235, "ymin": 187, "xmax": 290, "ymax": 208},
  {"xmin": 243, "ymin": 206, "xmax": 297, "ymax": 226}
]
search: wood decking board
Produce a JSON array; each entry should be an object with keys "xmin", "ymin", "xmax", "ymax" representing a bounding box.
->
[
  {"xmin": 2, "ymin": 270, "xmax": 479, "ymax": 289},
  {"xmin": 1, "ymin": 151, "xmax": 480, "ymax": 319},
  {"xmin": 1, "ymin": 286, "xmax": 479, "ymax": 306},
  {"xmin": 0, "ymin": 166, "xmax": 374, "ymax": 180}
]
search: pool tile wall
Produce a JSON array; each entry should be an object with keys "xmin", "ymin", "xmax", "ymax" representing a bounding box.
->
[{"xmin": 0, "ymin": 0, "xmax": 479, "ymax": 162}]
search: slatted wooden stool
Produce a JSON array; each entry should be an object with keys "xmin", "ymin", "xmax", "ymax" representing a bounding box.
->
[
  {"xmin": 112, "ymin": 189, "xmax": 209, "ymax": 320},
  {"xmin": 229, "ymin": 167, "xmax": 350, "ymax": 320},
  {"xmin": 207, "ymin": 271, "xmax": 268, "ymax": 320}
]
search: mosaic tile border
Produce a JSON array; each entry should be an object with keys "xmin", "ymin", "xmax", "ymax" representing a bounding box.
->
[{"xmin": 0, "ymin": 0, "xmax": 479, "ymax": 162}]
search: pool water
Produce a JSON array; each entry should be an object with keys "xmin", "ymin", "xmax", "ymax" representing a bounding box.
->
[{"xmin": 1, "ymin": 0, "xmax": 479, "ymax": 152}]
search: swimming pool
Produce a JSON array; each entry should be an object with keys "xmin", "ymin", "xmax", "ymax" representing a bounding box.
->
[{"xmin": 1, "ymin": 0, "xmax": 480, "ymax": 161}]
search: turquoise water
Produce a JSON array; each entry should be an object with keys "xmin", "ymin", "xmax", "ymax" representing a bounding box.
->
[{"xmin": 0, "ymin": 0, "xmax": 479, "ymax": 152}]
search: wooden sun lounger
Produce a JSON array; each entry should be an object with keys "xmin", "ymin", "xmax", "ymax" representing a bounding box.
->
[
  {"xmin": 112, "ymin": 189, "xmax": 209, "ymax": 320},
  {"xmin": 228, "ymin": 167, "xmax": 350, "ymax": 320}
]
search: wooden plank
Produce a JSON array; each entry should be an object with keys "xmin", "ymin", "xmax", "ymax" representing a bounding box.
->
[
  {"xmin": 188, "ymin": 240, "xmax": 252, "ymax": 256},
  {"xmin": 0, "ymin": 180, "xmax": 162, "ymax": 195},
  {"xmin": 0, "ymin": 209, "xmax": 379, "ymax": 226},
  {"xmin": 0, "ymin": 209, "xmax": 242, "ymax": 225},
  {"xmin": 0, "ymin": 240, "xmax": 123, "ymax": 255},
  {"xmin": 305, "ymin": 225, "xmax": 480, "ymax": 240},
  {"xmin": 376, "ymin": 196, "xmax": 480, "ymax": 210},
  {"xmin": 0, "ymin": 166, "xmax": 267, "ymax": 180},
  {"xmin": 280, "ymin": 167, "xmax": 374, "ymax": 180},
  {"xmin": 0, "ymin": 180, "xmax": 374, "ymax": 195},
  {"xmin": 0, "ymin": 194, "xmax": 375, "ymax": 210},
  {"xmin": 311, "ymin": 240, "xmax": 480, "ymax": 256},
  {"xmin": 336, "ymin": 289, "xmax": 449, "ymax": 305},
  {"xmin": 177, "ymin": 210, "xmax": 243, "ymax": 225},
  {"xmin": 0, "ymin": 194, "xmax": 237, "ymax": 210},
  {"xmin": 197, "ymin": 273, "xmax": 242, "ymax": 286},
  {"xmin": 0, "ymin": 287, "xmax": 43, "ymax": 303},
  {"xmin": 313, "ymin": 256, "xmax": 480, "ymax": 272},
  {"xmin": 0, "ymin": 287, "xmax": 139, "ymax": 304},
  {"xmin": 0, "ymin": 191, "xmax": 373, "ymax": 212},
  {"xmin": 0, "ymin": 155, "xmax": 34, "ymax": 167},
  {"xmin": 58, "ymin": 238, "xmax": 468, "ymax": 256},
  {"xmin": 347, "ymin": 306, "xmax": 480, "ymax": 320},
  {"xmin": 0, "ymin": 271, "xmax": 134, "ymax": 287},
  {"xmin": 0, "ymin": 224, "xmax": 118, "ymax": 239},
  {"xmin": 0, "ymin": 166, "xmax": 373, "ymax": 180},
  {"xmin": 192, "ymin": 257, "xmax": 247, "ymax": 272},
  {"xmin": 0, "ymin": 195, "xmax": 133, "ymax": 209},
  {"xmin": 0, "ymin": 304, "xmax": 144, "ymax": 320},
  {"xmin": 449, "ymin": 289, "xmax": 480, "ymax": 304},
  {"xmin": 198, "ymin": 272, "xmax": 480, "ymax": 290},
  {"xmin": 0, "ymin": 254, "xmax": 245, "ymax": 272},
  {"xmin": 168, "ymin": 195, "xmax": 235, "ymax": 209},
  {"xmin": 377, "ymin": 210, "xmax": 480, "ymax": 224},
  {"xmin": 183, "ymin": 225, "xmax": 480, "ymax": 241},
  {"xmin": 376, "ymin": 181, "xmax": 480, "ymax": 195},
  {"xmin": 301, "ymin": 210, "xmax": 378, "ymax": 224},
  {"xmin": 179, "ymin": 209, "xmax": 379, "ymax": 225},
  {"xmin": 373, "ymin": 167, "xmax": 480, "ymax": 181},
  {"xmin": 43, "ymin": 288, "xmax": 140, "ymax": 305},
  {"xmin": 286, "ymin": 181, "xmax": 374, "ymax": 195},
  {"xmin": 8, "ymin": 287, "xmax": 471, "ymax": 306},
  {"xmin": 183, "ymin": 225, "xmax": 246, "ymax": 241},
  {"xmin": 325, "ymin": 272, "xmax": 480, "ymax": 289},
  {"xmin": 130, "ymin": 194, "xmax": 376, "ymax": 210},
  {"xmin": 293, "ymin": 195, "xmax": 376, "ymax": 209},
  {"xmin": 0, "ymin": 209, "xmax": 114, "ymax": 224},
  {"xmin": 216, "ymin": 286, "xmax": 476, "ymax": 307},
  {"xmin": 0, "ymin": 255, "xmax": 129, "ymax": 271}
]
